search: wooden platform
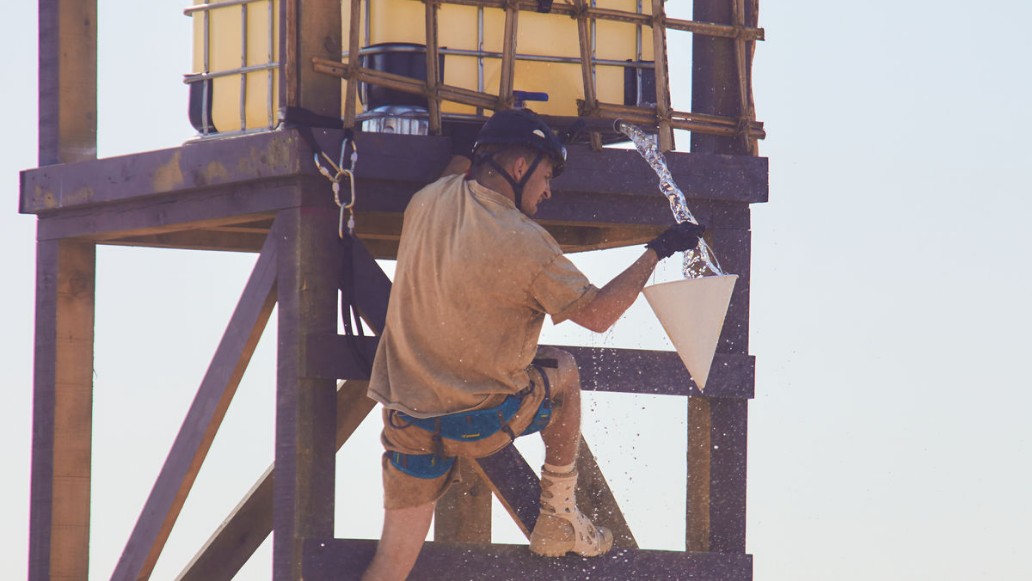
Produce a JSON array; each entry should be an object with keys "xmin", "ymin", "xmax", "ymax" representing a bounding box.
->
[
  {"xmin": 20, "ymin": 128, "xmax": 766, "ymax": 257},
  {"xmin": 303, "ymin": 539, "xmax": 753, "ymax": 581}
]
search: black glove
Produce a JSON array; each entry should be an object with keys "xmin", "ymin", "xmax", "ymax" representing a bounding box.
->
[{"xmin": 646, "ymin": 222, "xmax": 706, "ymax": 259}]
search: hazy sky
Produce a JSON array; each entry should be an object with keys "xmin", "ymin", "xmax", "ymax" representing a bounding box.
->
[{"xmin": 3, "ymin": 1, "xmax": 1031, "ymax": 579}]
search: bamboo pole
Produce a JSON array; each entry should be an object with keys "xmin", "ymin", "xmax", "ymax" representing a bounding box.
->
[
  {"xmin": 498, "ymin": 0, "xmax": 519, "ymax": 109},
  {"xmin": 424, "ymin": 0, "xmax": 443, "ymax": 133},
  {"xmin": 731, "ymin": 0, "xmax": 756, "ymax": 154},
  {"xmin": 650, "ymin": 0, "xmax": 673, "ymax": 151},
  {"xmin": 343, "ymin": 0, "xmax": 362, "ymax": 129},
  {"xmin": 574, "ymin": 0, "xmax": 602, "ymax": 150},
  {"xmin": 416, "ymin": 0, "xmax": 764, "ymax": 40}
]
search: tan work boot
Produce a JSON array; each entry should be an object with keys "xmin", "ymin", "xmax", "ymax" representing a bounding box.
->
[{"xmin": 529, "ymin": 468, "xmax": 614, "ymax": 558}]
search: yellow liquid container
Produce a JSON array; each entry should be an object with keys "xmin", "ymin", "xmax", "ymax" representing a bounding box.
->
[
  {"xmin": 350, "ymin": 0, "xmax": 655, "ymax": 118},
  {"xmin": 189, "ymin": 0, "xmax": 653, "ymax": 134},
  {"xmin": 188, "ymin": 0, "xmax": 280, "ymax": 134}
]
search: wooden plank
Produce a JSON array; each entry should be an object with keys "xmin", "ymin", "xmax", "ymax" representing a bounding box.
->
[
  {"xmin": 434, "ymin": 459, "xmax": 493, "ymax": 544},
  {"xmin": 29, "ymin": 239, "xmax": 95, "ymax": 581},
  {"xmin": 177, "ymin": 381, "xmax": 374, "ymax": 581},
  {"xmin": 303, "ymin": 539, "xmax": 753, "ymax": 581},
  {"xmin": 110, "ymin": 227, "xmax": 279, "ymax": 580},
  {"xmin": 557, "ymin": 346, "xmax": 755, "ymax": 399},
  {"xmin": 273, "ymin": 206, "xmax": 340, "ymax": 579},
  {"xmin": 38, "ymin": 0, "xmax": 96, "ymax": 166}
]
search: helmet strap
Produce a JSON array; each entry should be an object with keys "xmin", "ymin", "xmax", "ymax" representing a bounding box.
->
[{"xmin": 485, "ymin": 152, "xmax": 544, "ymax": 214}]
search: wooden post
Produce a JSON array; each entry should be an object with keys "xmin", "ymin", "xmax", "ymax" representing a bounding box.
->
[
  {"xmin": 685, "ymin": 0, "xmax": 754, "ymax": 555},
  {"xmin": 31, "ymin": 1, "xmax": 97, "ymax": 579},
  {"xmin": 280, "ymin": 0, "xmax": 342, "ymax": 116},
  {"xmin": 38, "ymin": 0, "xmax": 97, "ymax": 166},
  {"xmin": 691, "ymin": 0, "xmax": 751, "ymax": 156},
  {"xmin": 29, "ymin": 240, "xmax": 96, "ymax": 581},
  {"xmin": 273, "ymin": 204, "xmax": 341, "ymax": 579}
]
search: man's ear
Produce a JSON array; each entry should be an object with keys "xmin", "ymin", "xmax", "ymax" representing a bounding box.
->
[{"xmin": 511, "ymin": 155, "xmax": 529, "ymax": 181}]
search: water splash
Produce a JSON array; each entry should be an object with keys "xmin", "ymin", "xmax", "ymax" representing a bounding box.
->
[{"xmin": 616, "ymin": 120, "xmax": 726, "ymax": 278}]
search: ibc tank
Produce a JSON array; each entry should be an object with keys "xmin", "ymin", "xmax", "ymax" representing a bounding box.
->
[{"xmin": 187, "ymin": 0, "xmax": 655, "ymax": 135}]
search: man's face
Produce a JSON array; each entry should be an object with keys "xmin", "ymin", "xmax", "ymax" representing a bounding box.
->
[{"xmin": 518, "ymin": 157, "xmax": 554, "ymax": 217}]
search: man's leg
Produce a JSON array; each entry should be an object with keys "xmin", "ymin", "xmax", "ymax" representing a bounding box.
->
[
  {"xmin": 530, "ymin": 347, "xmax": 613, "ymax": 557},
  {"xmin": 361, "ymin": 501, "xmax": 436, "ymax": 581},
  {"xmin": 538, "ymin": 346, "xmax": 581, "ymax": 465}
]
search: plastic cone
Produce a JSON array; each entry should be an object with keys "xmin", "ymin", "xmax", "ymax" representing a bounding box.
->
[{"xmin": 643, "ymin": 275, "xmax": 738, "ymax": 391}]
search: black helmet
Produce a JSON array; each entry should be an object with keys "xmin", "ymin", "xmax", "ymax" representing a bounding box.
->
[
  {"xmin": 473, "ymin": 108, "xmax": 567, "ymax": 177},
  {"xmin": 472, "ymin": 109, "xmax": 567, "ymax": 213}
]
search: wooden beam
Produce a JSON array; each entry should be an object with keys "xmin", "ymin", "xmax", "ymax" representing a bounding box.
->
[
  {"xmin": 110, "ymin": 227, "xmax": 279, "ymax": 580},
  {"xmin": 303, "ymin": 539, "xmax": 753, "ymax": 581},
  {"xmin": 273, "ymin": 206, "xmax": 340, "ymax": 579},
  {"xmin": 39, "ymin": 0, "xmax": 96, "ymax": 166},
  {"xmin": 29, "ymin": 239, "xmax": 95, "ymax": 581},
  {"xmin": 558, "ymin": 346, "xmax": 755, "ymax": 399}
]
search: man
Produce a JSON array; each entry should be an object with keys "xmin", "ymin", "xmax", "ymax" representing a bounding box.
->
[{"xmin": 362, "ymin": 109, "xmax": 703, "ymax": 580}]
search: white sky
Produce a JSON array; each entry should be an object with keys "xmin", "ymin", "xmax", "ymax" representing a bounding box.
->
[{"xmin": 2, "ymin": 1, "xmax": 1031, "ymax": 579}]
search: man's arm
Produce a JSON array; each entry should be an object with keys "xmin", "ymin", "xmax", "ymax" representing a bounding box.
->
[
  {"xmin": 567, "ymin": 249, "xmax": 659, "ymax": 333},
  {"xmin": 566, "ymin": 222, "xmax": 706, "ymax": 333}
]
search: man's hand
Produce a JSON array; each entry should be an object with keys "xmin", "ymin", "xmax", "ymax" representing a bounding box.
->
[{"xmin": 646, "ymin": 222, "xmax": 706, "ymax": 260}]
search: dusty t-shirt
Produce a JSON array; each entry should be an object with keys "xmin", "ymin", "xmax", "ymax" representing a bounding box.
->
[{"xmin": 367, "ymin": 174, "xmax": 598, "ymax": 418}]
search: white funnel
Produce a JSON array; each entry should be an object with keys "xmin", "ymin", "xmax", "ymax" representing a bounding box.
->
[{"xmin": 643, "ymin": 275, "xmax": 738, "ymax": 391}]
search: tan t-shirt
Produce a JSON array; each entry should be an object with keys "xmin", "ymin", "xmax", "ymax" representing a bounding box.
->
[{"xmin": 367, "ymin": 174, "xmax": 598, "ymax": 418}]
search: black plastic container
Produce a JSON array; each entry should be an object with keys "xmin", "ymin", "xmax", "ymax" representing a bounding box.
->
[{"xmin": 360, "ymin": 43, "xmax": 445, "ymax": 110}]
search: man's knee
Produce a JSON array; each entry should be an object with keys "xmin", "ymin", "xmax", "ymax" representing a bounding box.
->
[{"xmin": 538, "ymin": 347, "xmax": 580, "ymax": 401}]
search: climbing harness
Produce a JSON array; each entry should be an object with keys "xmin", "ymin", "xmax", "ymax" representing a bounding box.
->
[{"xmin": 386, "ymin": 362, "xmax": 555, "ymax": 479}]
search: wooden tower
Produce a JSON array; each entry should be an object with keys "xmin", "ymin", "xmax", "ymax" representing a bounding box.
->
[{"xmin": 23, "ymin": 0, "xmax": 766, "ymax": 579}]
